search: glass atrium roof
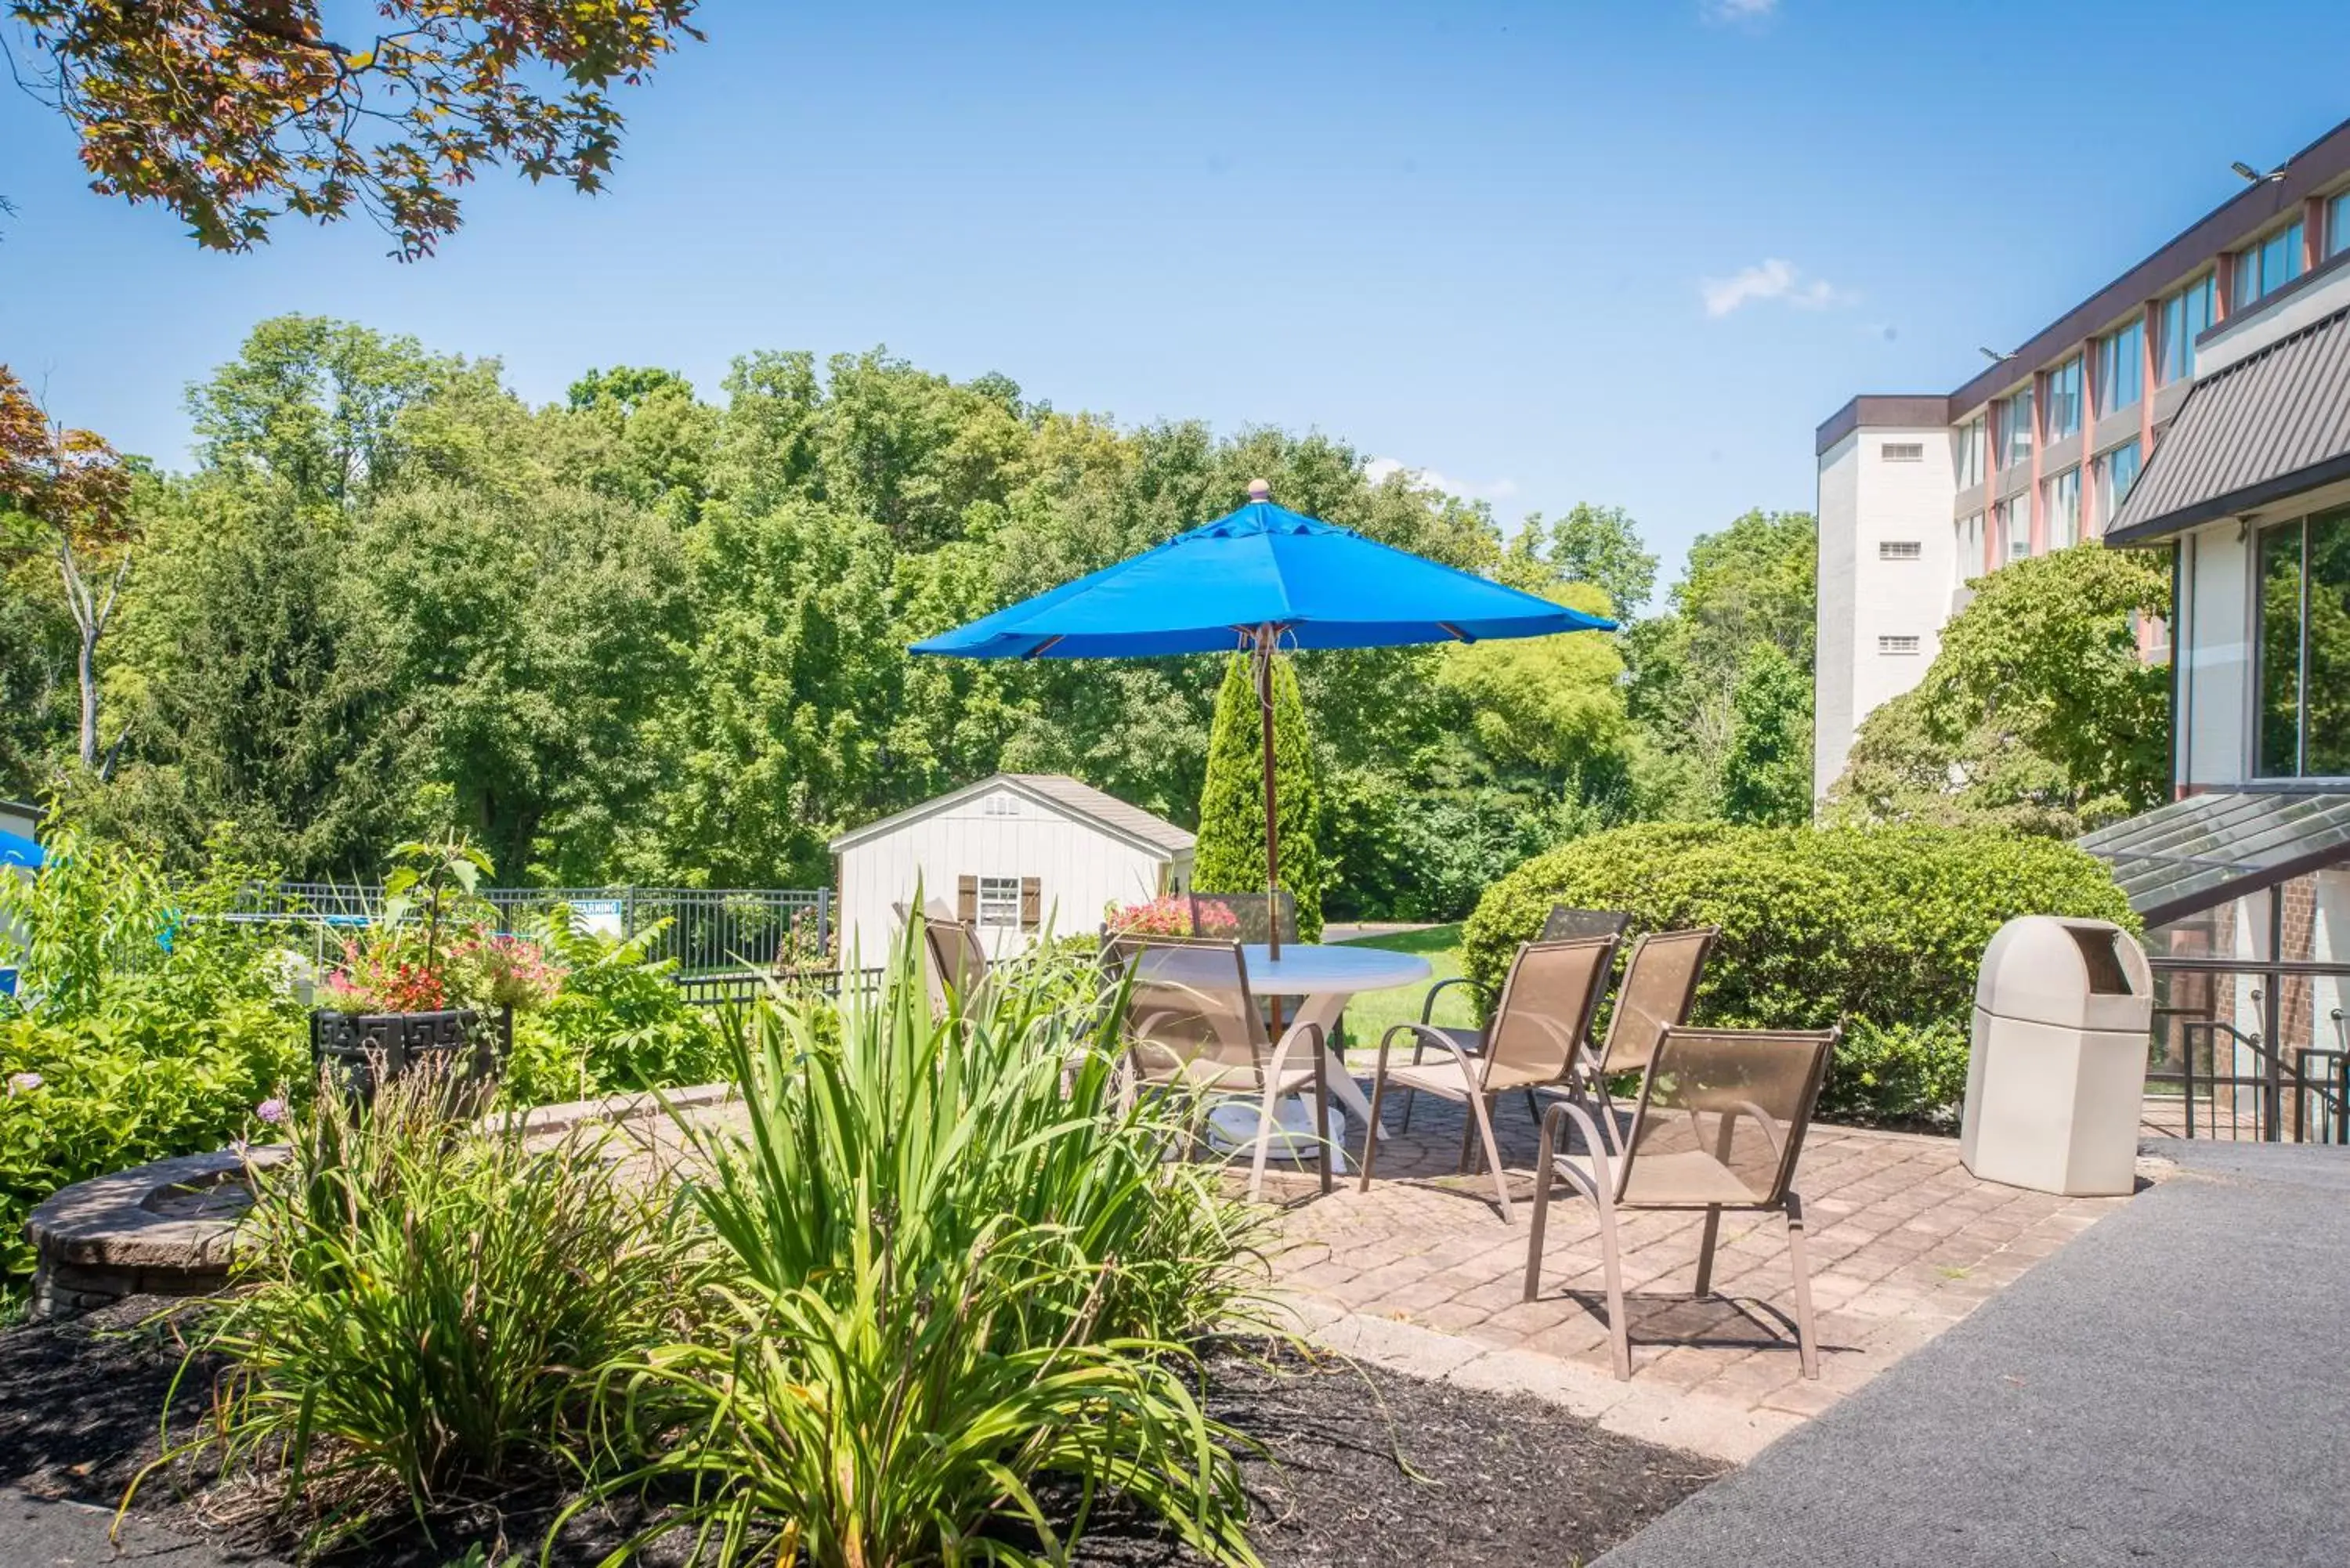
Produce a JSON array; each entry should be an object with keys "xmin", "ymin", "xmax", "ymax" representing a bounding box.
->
[{"xmin": 2077, "ymin": 792, "xmax": 2350, "ymax": 927}]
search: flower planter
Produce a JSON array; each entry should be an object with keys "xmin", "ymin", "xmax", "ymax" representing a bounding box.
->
[{"xmin": 309, "ymin": 1006, "xmax": 512, "ymax": 1104}]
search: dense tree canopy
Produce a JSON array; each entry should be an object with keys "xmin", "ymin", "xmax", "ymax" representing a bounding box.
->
[{"xmin": 2, "ymin": 314, "xmax": 1841, "ymax": 917}]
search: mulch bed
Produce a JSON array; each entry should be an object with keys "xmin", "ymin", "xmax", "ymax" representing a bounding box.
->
[{"xmin": 0, "ymin": 1299, "xmax": 1724, "ymax": 1566}]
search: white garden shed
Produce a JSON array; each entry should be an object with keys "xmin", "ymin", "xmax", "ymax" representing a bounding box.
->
[{"xmin": 830, "ymin": 774, "xmax": 1196, "ymax": 963}]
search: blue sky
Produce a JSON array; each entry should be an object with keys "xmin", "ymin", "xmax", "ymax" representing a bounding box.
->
[{"xmin": 4, "ymin": 0, "xmax": 2348, "ymax": 577}]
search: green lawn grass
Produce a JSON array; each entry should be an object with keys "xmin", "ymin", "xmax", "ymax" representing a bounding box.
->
[{"xmin": 1329, "ymin": 923, "xmax": 1473, "ymax": 1057}]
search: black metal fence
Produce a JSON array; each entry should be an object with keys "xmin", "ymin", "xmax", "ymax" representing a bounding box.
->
[
  {"xmin": 2146, "ymin": 955, "xmax": 2349, "ymax": 1143},
  {"xmin": 223, "ymin": 883, "xmax": 833, "ymax": 980}
]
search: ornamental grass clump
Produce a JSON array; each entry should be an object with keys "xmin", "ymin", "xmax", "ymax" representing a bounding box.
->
[
  {"xmin": 134, "ymin": 1065, "xmax": 702, "ymax": 1552},
  {"xmin": 576, "ymin": 929, "xmax": 1270, "ymax": 1568}
]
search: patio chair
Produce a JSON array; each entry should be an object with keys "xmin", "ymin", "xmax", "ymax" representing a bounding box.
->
[
  {"xmin": 894, "ymin": 898, "xmax": 987, "ymax": 1015},
  {"xmin": 1523, "ymin": 1025, "xmax": 1838, "ymax": 1380},
  {"xmin": 1187, "ymin": 890, "xmax": 1298, "ymax": 945},
  {"xmin": 1104, "ymin": 935, "xmax": 1336, "ymax": 1201},
  {"xmin": 1571, "ymin": 927, "xmax": 1719, "ymax": 1153},
  {"xmin": 1357, "ymin": 935, "xmax": 1618, "ymax": 1220}
]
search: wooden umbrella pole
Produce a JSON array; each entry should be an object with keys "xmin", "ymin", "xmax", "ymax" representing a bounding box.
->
[{"xmin": 1256, "ymin": 625, "xmax": 1281, "ymax": 965}]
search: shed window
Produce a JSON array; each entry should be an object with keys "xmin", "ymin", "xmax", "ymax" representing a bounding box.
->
[
  {"xmin": 982, "ymin": 792, "xmax": 1019, "ymax": 816},
  {"xmin": 976, "ymin": 876, "xmax": 1023, "ymax": 927}
]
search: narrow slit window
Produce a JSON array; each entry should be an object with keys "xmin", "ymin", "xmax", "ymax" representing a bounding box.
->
[
  {"xmin": 1880, "ymin": 540, "xmax": 1923, "ymax": 561},
  {"xmin": 1880, "ymin": 442, "xmax": 1925, "ymax": 462},
  {"xmin": 1878, "ymin": 634, "xmax": 1922, "ymax": 656}
]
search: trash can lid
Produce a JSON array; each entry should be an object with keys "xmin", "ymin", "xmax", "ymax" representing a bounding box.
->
[{"xmin": 1975, "ymin": 916, "xmax": 2153, "ymax": 1030}]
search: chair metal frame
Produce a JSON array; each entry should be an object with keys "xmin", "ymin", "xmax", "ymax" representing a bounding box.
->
[
  {"xmin": 1523, "ymin": 1024, "xmax": 1838, "ymax": 1380},
  {"xmin": 1357, "ymin": 934, "xmax": 1618, "ymax": 1221},
  {"xmin": 1104, "ymin": 935, "xmax": 1338, "ymax": 1201}
]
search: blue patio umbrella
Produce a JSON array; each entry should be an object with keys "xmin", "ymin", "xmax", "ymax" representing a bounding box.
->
[
  {"xmin": 912, "ymin": 480, "xmax": 1614, "ymax": 957},
  {"xmin": 0, "ymin": 829, "xmax": 41, "ymax": 872}
]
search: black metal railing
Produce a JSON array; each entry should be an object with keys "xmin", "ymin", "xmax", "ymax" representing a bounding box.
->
[
  {"xmin": 221, "ymin": 883, "xmax": 833, "ymax": 978},
  {"xmin": 2146, "ymin": 956, "xmax": 2350, "ymax": 1144}
]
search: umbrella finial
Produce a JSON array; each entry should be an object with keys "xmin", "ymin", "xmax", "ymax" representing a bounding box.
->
[{"xmin": 1246, "ymin": 478, "xmax": 1272, "ymax": 503}]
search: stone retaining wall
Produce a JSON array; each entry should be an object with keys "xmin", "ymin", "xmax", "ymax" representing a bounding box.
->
[{"xmin": 22, "ymin": 1081, "xmax": 739, "ymax": 1321}]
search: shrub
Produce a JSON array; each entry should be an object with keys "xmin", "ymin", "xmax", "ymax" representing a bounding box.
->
[
  {"xmin": 499, "ymin": 910, "xmax": 727, "ymax": 1107},
  {"xmin": 0, "ymin": 832, "xmax": 306, "ymax": 1284},
  {"xmin": 576, "ymin": 930, "xmax": 1265, "ymax": 1567},
  {"xmin": 139, "ymin": 1068, "xmax": 700, "ymax": 1550},
  {"xmin": 1462, "ymin": 822, "xmax": 2135, "ymax": 1122}
]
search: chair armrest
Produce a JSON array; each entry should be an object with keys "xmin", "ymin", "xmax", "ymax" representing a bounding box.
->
[
  {"xmin": 1538, "ymin": 1098, "xmax": 1617, "ymax": 1201},
  {"xmin": 1419, "ymin": 975, "xmax": 1490, "ymax": 1026},
  {"xmin": 1265, "ymin": 1020, "xmax": 1327, "ymax": 1085},
  {"xmin": 1377, "ymin": 1021, "xmax": 1486, "ymax": 1093}
]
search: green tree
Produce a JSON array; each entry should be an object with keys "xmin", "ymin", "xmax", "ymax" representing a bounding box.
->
[
  {"xmin": 1827, "ymin": 542, "xmax": 2169, "ymax": 833},
  {"xmin": 186, "ymin": 316, "xmax": 462, "ymax": 511},
  {"xmin": 1544, "ymin": 503, "xmax": 1658, "ymax": 618},
  {"xmin": 1434, "ymin": 582, "xmax": 1628, "ymax": 782},
  {"xmin": 1719, "ymin": 643, "xmax": 1813, "ymax": 826},
  {"xmin": 1193, "ymin": 653, "xmax": 1324, "ymax": 941}
]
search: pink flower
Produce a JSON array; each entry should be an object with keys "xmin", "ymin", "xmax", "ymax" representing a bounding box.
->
[
  {"xmin": 6, "ymin": 1071, "xmax": 42, "ymax": 1097},
  {"xmin": 255, "ymin": 1097, "xmax": 288, "ymax": 1126}
]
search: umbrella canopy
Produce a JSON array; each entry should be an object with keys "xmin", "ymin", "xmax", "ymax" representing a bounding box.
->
[
  {"xmin": 0, "ymin": 829, "xmax": 41, "ymax": 872},
  {"xmin": 909, "ymin": 481, "xmax": 1616, "ymax": 956},
  {"xmin": 910, "ymin": 484, "xmax": 1611, "ymax": 659}
]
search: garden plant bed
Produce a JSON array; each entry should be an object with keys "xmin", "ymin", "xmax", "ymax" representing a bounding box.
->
[{"xmin": 0, "ymin": 1302, "xmax": 1723, "ymax": 1567}]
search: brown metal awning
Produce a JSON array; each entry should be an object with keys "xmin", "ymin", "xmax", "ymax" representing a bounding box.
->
[{"xmin": 2105, "ymin": 304, "xmax": 2350, "ymax": 546}]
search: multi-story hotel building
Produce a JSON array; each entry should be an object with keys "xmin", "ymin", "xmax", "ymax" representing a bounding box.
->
[
  {"xmin": 1817, "ymin": 116, "xmax": 2350, "ymax": 1141},
  {"xmin": 1813, "ymin": 114, "xmax": 2350, "ymax": 798}
]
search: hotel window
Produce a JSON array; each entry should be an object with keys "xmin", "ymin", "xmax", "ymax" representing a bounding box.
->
[
  {"xmin": 1955, "ymin": 513, "xmax": 1985, "ymax": 578},
  {"xmin": 2332, "ymin": 191, "xmax": 2350, "ymax": 260},
  {"xmin": 1878, "ymin": 635, "xmax": 1921, "ymax": 656},
  {"xmin": 1995, "ymin": 497, "xmax": 2030, "ymax": 562},
  {"xmin": 2232, "ymin": 220, "xmax": 2305, "ymax": 311},
  {"xmin": 1953, "ymin": 417, "xmax": 1985, "ymax": 489},
  {"xmin": 2156, "ymin": 274, "xmax": 2214, "ymax": 385},
  {"xmin": 2043, "ymin": 357, "xmax": 2081, "ymax": 443},
  {"xmin": 1879, "ymin": 540, "xmax": 1922, "ymax": 561},
  {"xmin": 1996, "ymin": 386, "xmax": 2034, "ymax": 470},
  {"xmin": 2092, "ymin": 440, "xmax": 2142, "ymax": 523},
  {"xmin": 2254, "ymin": 508, "xmax": 2350, "ymax": 778},
  {"xmin": 2041, "ymin": 467, "xmax": 2081, "ymax": 549},
  {"xmin": 1881, "ymin": 441, "xmax": 1924, "ymax": 462},
  {"xmin": 2095, "ymin": 320, "xmax": 2143, "ymax": 415}
]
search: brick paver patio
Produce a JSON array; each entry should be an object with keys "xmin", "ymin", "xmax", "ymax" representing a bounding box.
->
[{"xmin": 1253, "ymin": 1090, "xmax": 2131, "ymax": 1458}]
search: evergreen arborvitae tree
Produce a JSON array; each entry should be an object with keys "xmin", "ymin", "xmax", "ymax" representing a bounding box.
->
[{"xmin": 1194, "ymin": 652, "xmax": 1325, "ymax": 940}]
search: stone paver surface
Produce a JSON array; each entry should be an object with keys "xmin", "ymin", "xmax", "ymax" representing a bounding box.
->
[{"xmin": 1252, "ymin": 1090, "xmax": 2128, "ymax": 1454}]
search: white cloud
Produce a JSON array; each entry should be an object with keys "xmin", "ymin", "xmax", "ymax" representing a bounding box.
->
[
  {"xmin": 1701, "ymin": 0, "xmax": 1778, "ymax": 20},
  {"xmin": 1363, "ymin": 457, "xmax": 1518, "ymax": 501},
  {"xmin": 1699, "ymin": 258, "xmax": 1849, "ymax": 318}
]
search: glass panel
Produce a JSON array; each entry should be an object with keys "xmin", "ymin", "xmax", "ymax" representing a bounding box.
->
[
  {"xmin": 2043, "ymin": 467, "xmax": 2080, "ymax": 547},
  {"xmin": 2044, "ymin": 357, "xmax": 2081, "ymax": 440},
  {"xmin": 2158, "ymin": 276, "xmax": 2214, "ymax": 385},
  {"xmin": 2099, "ymin": 320, "xmax": 2143, "ymax": 412},
  {"xmin": 2257, "ymin": 520, "xmax": 2305, "ymax": 776},
  {"xmin": 2268, "ymin": 222, "xmax": 2305, "ymax": 294},
  {"xmin": 2306, "ymin": 508, "xmax": 2350, "ymax": 776},
  {"xmin": 2332, "ymin": 192, "xmax": 2350, "ymax": 260},
  {"xmin": 1998, "ymin": 387, "xmax": 2034, "ymax": 468},
  {"xmin": 977, "ymin": 876, "xmax": 1021, "ymax": 927},
  {"xmin": 1952, "ymin": 417, "xmax": 1984, "ymax": 489}
]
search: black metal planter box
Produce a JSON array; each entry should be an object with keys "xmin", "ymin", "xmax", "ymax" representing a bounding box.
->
[{"xmin": 309, "ymin": 1007, "xmax": 512, "ymax": 1104}]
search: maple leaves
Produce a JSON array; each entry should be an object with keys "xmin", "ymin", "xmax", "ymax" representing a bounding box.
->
[{"xmin": 9, "ymin": 2, "xmax": 703, "ymax": 258}]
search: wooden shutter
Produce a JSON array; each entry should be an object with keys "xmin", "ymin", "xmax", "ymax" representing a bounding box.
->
[
  {"xmin": 1020, "ymin": 876, "xmax": 1041, "ymax": 931},
  {"xmin": 956, "ymin": 875, "xmax": 978, "ymax": 924}
]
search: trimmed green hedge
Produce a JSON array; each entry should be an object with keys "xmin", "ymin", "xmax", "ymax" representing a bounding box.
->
[{"xmin": 1461, "ymin": 822, "xmax": 2135, "ymax": 1123}]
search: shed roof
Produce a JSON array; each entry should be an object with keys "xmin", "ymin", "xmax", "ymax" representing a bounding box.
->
[
  {"xmin": 828, "ymin": 773, "xmax": 1195, "ymax": 858},
  {"xmin": 2106, "ymin": 305, "xmax": 2350, "ymax": 545}
]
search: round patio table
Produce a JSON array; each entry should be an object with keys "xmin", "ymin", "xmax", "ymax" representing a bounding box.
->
[{"xmin": 1195, "ymin": 942, "xmax": 1430, "ymax": 1162}]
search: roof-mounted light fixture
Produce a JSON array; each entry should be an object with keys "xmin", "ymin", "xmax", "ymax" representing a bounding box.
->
[
  {"xmin": 1979, "ymin": 347, "xmax": 2016, "ymax": 363},
  {"xmin": 2231, "ymin": 161, "xmax": 2287, "ymax": 186}
]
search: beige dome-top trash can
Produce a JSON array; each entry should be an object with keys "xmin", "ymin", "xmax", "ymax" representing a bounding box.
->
[{"xmin": 1960, "ymin": 916, "xmax": 2153, "ymax": 1197}]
